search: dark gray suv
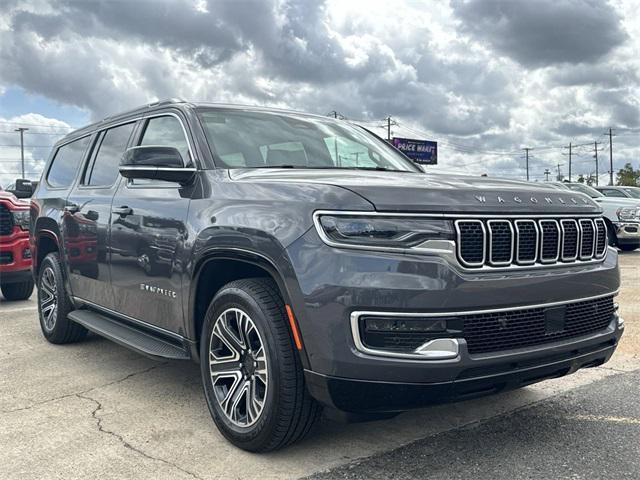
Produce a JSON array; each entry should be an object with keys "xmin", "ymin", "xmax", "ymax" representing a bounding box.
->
[{"xmin": 30, "ymin": 100, "xmax": 624, "ymax": 451}]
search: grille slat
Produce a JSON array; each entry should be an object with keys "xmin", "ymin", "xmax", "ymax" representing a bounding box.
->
[
  {"xmin": 463, "ymin": 296, "xmax": 615, "ymax": 354},
  {"xmin": 0, "ymin": 204, "xmax": 13, "ymax": 236},
  {"xmin": 579, "ymin": 219, "xmax": 595, "ymax": 259},
  {"xmin": 488, "ymin": 220, "xmax": 513, "ymax": 265},
  {"xmin": 455, "ymin": 217, "xmax": 607, "ymax": 269},
  {"xmin": 456, "ymin": 220, "xmax": 485, "ymax": 266}
]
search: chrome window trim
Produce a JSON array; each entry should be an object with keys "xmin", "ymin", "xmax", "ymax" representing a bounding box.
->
[
  {"xmin": 514, "ymin": 219, "xmax": 539, "ymax": 265},
  {"xmin": 594, "ymin": 218, "xmax": 608, "ymax": 258},
  {"xmin": 559, "ymin": 219, "xmax": 580, "ymax": 262},
  {"xmin": 538, "ymin": 219, "xmax": 560, "ymax": 263},
  {"xmin": 487, "ymin": 219, "xmax": 514, "ymax": 266},
  {"xmin": 350, "ymin": 291, "xmax": 618, "ymax": 360},
  {"xmin": 455, "ymin": 219, "xmax": 486, "ymax": 267},
  {"xmin": 579, "ymin": 218, "xmax": 596, "ymax": 260}
]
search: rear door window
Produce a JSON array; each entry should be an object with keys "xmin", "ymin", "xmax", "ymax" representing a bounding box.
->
[
  {"xmin": 47, "ymin": 136, "xmax": 91, "ymax": 188},
  {"xmin": 85, "ymin": 123, "xmax": 135, "ymax": 187}
]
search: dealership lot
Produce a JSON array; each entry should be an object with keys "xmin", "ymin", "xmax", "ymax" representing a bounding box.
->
[{"xmin": 1, "ymin": 251, "xmax": 639, "ymax": 480}]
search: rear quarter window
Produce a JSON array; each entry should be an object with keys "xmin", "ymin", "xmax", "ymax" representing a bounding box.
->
[{"xmin": 47, "ymin": 136, "xmax": 91, "ymax": 188}]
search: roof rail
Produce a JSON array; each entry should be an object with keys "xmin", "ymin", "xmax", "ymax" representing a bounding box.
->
[{"xmin": 101, "ymin": 98, "xmax": 187, "ymax": 123}]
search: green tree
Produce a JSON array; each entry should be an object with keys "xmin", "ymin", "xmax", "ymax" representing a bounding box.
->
[
  {"xmin": 577, "ymin": 174, "xmax": 585, "ymax": 183},
  {"xmin": 616, "ymin": 163, "xmax": 640, "ymax": 186}
]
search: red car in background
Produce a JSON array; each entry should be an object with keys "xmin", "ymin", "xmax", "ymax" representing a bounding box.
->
[{"xmin": 0, "ymin": 190, "xmax": 34, "ymax": 300}]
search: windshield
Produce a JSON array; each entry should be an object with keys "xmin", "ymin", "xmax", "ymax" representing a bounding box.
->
[
  {"xmin": 623, "ymin": 188, "xmax": 640, "ymax": 199},
  {"xmin": 564, "ymin": 183, "xmax": 603, "ymax": 198},
  {"xmin": 197, "ymin": 108, "xmax": 420, "ymax": 172}
]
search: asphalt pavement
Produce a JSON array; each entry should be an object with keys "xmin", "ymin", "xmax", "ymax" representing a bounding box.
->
[{"xmin": 1, "ymin": 250, "xmax": 639, "ymax": 479}]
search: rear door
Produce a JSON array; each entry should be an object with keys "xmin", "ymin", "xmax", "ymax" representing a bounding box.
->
[
  {"xmin": 62, "ymin": 121, "xmax": 137, "ymax": 308},
  {"xmin": 109, "ymin": 113, "xmax": 193, "ymax": 333}
]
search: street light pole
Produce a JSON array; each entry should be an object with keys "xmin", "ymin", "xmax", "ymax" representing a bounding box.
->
[{"xmin": 14, "ymin": 127, "xmax": 28, "ymax": 178}]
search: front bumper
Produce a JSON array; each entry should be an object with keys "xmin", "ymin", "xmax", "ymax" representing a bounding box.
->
[
  {"xmin": 0, "ymin": 227, "xmax": 32, "ymax": 281},
  {"xmin": 614, "ymin": 221, "xmax": 640, "ymax": 246},
  {"xmin": 305, "ymin": 315, "xmax": 622, "ymax": 413}
]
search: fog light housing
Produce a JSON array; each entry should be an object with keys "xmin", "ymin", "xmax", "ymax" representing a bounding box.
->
[{"xmin": 22, "ymin": 248, "xmax": 31, "ymax": 259}]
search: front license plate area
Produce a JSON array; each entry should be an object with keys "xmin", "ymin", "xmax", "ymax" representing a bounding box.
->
[{"xmin": 544, "ymin": 306, "xmax": 566, "ymax": 334}]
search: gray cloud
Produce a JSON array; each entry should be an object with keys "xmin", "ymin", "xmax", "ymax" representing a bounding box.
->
[
  {"xmin": 0, "ymin": 0, "xmax": 637, "ymax": 182},
  {"xmin": 451, "ymin": 0, "xmax": 628, "ymax": 67}
]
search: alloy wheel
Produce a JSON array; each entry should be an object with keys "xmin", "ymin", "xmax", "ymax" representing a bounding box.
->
[
  {"xmin": 39, "ymin": 266, "xmax": 58, "ymax": 332},
  {"xmin": 208, "ymin": 308, "xmax": 268, "ymax": 427}
]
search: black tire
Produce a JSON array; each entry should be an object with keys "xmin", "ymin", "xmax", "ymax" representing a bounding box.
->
[
  {"xmin": 37, "ymin": 252, "xmax": 87, "ymax": 344},
  {"xmin": 200, "ymin": 278, "xmax": 321, "ymax": 452},
  {"xmin": 619, "ymin": 244, "xmax": 638, "ymax": 252},
  {"xmin": 1, "ymin": 279, "xmax": 34, "ymax": 301}
]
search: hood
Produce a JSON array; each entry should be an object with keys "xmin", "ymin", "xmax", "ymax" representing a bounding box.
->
[
  {"xmin": 229, "ymin": 169, "xmax": 601, "ymax": 214},
  {"xmin": 592, "ymin": 196, "xmax": 640, "ymax": 207},
  {"xmin": 0, "ymin": 190, "xmax": 29, "ymax": 207}
]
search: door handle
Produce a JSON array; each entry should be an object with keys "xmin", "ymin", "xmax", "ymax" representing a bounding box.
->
[
  {"xmin": 112, "ymin": 206, "xmax": 133, "ymax": 217},
  {"xmin": 63, "ymin": 204, "xmax": 79, "ymax": 214}
]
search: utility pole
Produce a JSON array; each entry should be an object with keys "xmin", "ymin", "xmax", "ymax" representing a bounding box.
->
[
  {"xmin": 556, "ymin": 162, "xmax": 564, "ymax": 181},
  {"xmin": 523, "ymin": 148, "xmax": 532, "ymax": 181},
  {"xmin": 544, "ymin": 168, "xmax": 551, "ymax": 182},
  {"xmin": 14, "ymin": 127, "xmax": 28, "ymax": 178},
  {"xmin": 605, "ymin": 128, "xmax": 615, "ymax": 185},
  {"xmin": 387, "ymin": 116, "xmax": 392, "ymax": 141},
  {"xmin": 593, "ymin": 141, "xmax": 604, "ymax": 186},
  {"xmin": 563, "ymin": 143, "xmax": 573, "ymax": 181}
]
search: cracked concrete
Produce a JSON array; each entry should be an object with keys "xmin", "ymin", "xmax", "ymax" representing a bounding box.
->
[
  {"xmin": 76, "ymin": 391, "xmax": 204, "ymax": 480},
  {"xmin": 1, "ymin": 251, "xmax": 639, "ymax": 479}
]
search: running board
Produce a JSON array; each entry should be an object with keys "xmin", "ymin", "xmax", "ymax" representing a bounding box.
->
[{"xmin": 68, "ymin": 309, "xmax": 191, "ymax": 361}]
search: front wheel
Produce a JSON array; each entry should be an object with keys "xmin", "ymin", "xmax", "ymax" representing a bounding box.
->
[
  {"xmin": 200, "ymin": 278, "xmax": 321, "ymax": 452},
  {"xmin": 1, "ymin": 278, "xmax": 34, "ymax": 301},
  {"xmin": 37, "ymin": 252, "xmax": 87, "ymax": 344}
]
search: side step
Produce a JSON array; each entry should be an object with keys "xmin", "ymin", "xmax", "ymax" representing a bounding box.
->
[{"xmin": 68, "ymin": 309, "xmax": 191, "ymax": 361}]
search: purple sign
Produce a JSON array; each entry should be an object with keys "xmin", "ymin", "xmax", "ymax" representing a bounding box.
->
[{"xmin": 392, "ymin": 137, "xmax": 437, "ymax": 165}]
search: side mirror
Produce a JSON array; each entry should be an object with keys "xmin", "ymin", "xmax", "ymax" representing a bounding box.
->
[
  {"xmin": 119, "ymin": 146, "xmax": 196, "ymax": 184},
  {"xmin": 12, "ymin": 179, "xmax": 34, "ymax": 198}
]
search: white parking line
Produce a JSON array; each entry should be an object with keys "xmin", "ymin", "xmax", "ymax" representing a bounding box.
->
[{"xmin": 567, "ymin": 414, "xmax": 640, "ymax": 425}]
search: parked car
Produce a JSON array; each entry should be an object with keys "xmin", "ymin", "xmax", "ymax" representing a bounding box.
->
[
  {"xmin": 0, "ymin": 189, "xmax": 34, "ymax": 300},
  {"xmin": 545, "ymin": 182, "xmax": 640, "ymax": 251},
  {"xmin": 595, "ymin": 185, "xmax": 640, "ymax": 200},
  {"xmin": 30, "ymin": 100, "xmax": 624, "ymax": 451}
]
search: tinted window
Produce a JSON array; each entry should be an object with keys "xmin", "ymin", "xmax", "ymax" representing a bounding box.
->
[
  {"xmin": 140, "ymin": 116, "xmax": 189, "ymax": 163},
  {"xmin": 47, "ymin": 136, "xmax": 90, "ymax": 187},
  {"xmin": 623, "ymin": 188, "xmax": 640, "ymax": 199},
  {"xmin": 197, "ymin": 109, "xmax": 419, "ymax": 172},
  {"xmin": 86, "ymin": 123, "xmax": 135, "ymax": 186},
  {"xmin": 601, "ymin": 189, "xmax": 626, "ymax": 198}
]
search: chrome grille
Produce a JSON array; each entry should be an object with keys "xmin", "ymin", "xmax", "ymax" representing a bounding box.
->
[
  {"xmin": 539, "ymin": 220, "xmax": 560, "ymax": 263},
  {"xmin": 487, "ymin": 220, "xmax": 513, "ymax": 265},
  {"xmin": 560, "ymin": 219, "xmax": 579, "ymax": 261},
  {"xmin": 594, "ymin": 218, "xmax": 607, "ymax": 258},
  {"xmin": 579, "ymin": 219, "xmax": 595, "ymax": 260},
  {"xmin": 455, "ymin": 220, "xmax": 485, "ymax": 267},
  {"xmin": 455, "ymin": 217, "xmax": 608, "ymax": 269}
]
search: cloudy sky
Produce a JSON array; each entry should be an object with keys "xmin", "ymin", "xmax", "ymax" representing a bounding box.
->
[{"xmin": 0, "ymin": 0, "xmax": 638, "ymax": 186}]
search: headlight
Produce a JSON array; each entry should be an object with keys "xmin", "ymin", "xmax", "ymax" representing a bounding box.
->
[
  {"xmin": 314, "ymin": 212, "xmax": 454, "ymax": 250},
  {"xmin": 616, "ymin": 207, "xmax": 640, "ymax": 221},
  {"xmin": 11, "ymin": 209, "xmax": 30, "ymax": 230}
]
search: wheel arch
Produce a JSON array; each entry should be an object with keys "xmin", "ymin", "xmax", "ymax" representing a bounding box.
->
[
  {"xmin": 33, "ymin": 218, "xmax": 62, "ymax": 276},
  {"xmin": 188, "ymin": 248, "xmax": 310, "ymax": 368}
]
